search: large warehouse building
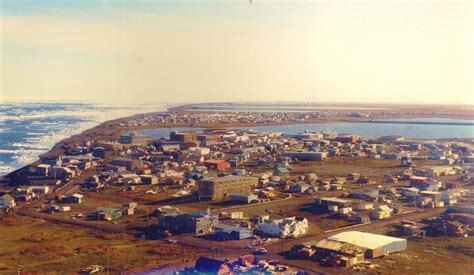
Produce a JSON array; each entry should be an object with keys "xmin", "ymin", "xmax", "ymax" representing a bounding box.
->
[
  {"xmin": 198, "ymin": 175, "xmax": 258, "ymax": 200},
  {"xmin": 326, "ymin": 231, "xmax": 407, "ymax": 258}
]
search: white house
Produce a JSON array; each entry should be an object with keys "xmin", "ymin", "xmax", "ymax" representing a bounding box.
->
[
  {"xmin": 256, "ymin": 216, "xmax": 308, "ymax": 238},
  {"xmin": 371, "ymin": 205, "xmax": 392, "ymax": 220},
  {"xmin": 190, "ymin": 147, "xmax": 211, "ymax": 156}
]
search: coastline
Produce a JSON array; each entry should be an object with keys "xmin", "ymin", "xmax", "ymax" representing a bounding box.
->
[{"xmin": 3, "ymin": 103, "xmax": 473, "ymax": 182}]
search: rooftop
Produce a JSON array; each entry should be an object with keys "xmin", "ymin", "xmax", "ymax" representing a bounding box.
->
[{"xmin": 328, "ymin": 231, "xmax": 405, "ymax": 250}]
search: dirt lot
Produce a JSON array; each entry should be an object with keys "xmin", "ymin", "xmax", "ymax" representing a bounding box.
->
[{"xmin": 371, "ymin": 236, "xmax": 474, "ymax": 274}]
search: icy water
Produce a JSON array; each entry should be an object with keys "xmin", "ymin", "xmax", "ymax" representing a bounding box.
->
[
  {"xmin": 239, "ymin": 118, "xmax": 474, "ymax": 140},
  {"xmin": 139, "ymin": 118, "xmax": 474, "ymax": 141}
]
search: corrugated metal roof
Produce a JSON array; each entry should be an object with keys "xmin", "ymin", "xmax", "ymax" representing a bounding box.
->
[{"xmin": 328, "ymin": 231, "xmax": 406, "ymax": 250}]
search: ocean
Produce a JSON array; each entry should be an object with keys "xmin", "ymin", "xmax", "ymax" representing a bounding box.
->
[{"xmin": 0, "ymin": 102, "xmax": 168, "ymax": 175}]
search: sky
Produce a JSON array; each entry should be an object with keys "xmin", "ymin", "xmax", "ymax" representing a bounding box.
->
[{"xmin": 1, "ymin": 0, "xmax": 472, "ymax": 105}]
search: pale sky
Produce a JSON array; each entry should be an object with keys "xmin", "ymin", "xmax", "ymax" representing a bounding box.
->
[{"xmin": 1, "ymin": 1, "xmax": 472, "ymax": 105}]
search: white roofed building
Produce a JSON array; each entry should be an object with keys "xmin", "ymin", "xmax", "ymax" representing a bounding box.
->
[{"xmin": 327, "ymin": 231, "xmax": 407, "ymax": 258}]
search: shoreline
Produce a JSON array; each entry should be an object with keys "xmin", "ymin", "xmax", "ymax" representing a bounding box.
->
[{"xmin": 3, "ymin": 103, "xmax": 473, "ymax": 182}]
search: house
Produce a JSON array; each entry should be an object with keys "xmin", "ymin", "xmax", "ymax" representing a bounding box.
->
[
  {"xmin": 289, "ymin": 182, "xmax": 311, "ymax": 193},
  {"xmin": 334, "ymin": 135, "xmax": 359, "ymax": 143},
  {"xmin": 419, "ymin": 191, "xmax": 441, "ymax": 201},
  {"xmin": 400, "ymin": 187, "xmax": 419, "ymax": 197},
  {"xmin": 230, "ymin": 193, "xmax": 259, "ymax": 204},
  {"xmin": 112, "ymin": 157, "xmax": 142, "ymax": 171},
  {"xmin": 153, "ymin": 205, "xmax": 181, "ymax": 217},
  {"xmin": 215, "ymin": 224, "xmax": 253, "ymax": 240},
  {"xmin": 282, "ymin": 151, "xmax": 328, "ymax": 161},
  {"xmin": 350, "ymin": 189, "xmax": 379, "ymax": 201},
  {"xmin": 410, "ymin": 176, "xmax": 428, "ymax": 185},
  {"xmin": 357, "ymin": 202, "xmax": 374, "ymax": 211},
  {"xmin": 48, "ymin": 205, "xmax": 61, "ymax": 213},
  {"xmin": 204, "ymin": 159, "xmax": 231, "ymax": 171},
  {"xmin": 274, "ymin": 167, "xmax": 290, "ymax": 176},
  {"xmin": 140, "ymin": 175, "xmax": 158, "ymax": 185},
  {"xmin": 157, "ymin": 210, "xmax": 218, "ymax": 235},
  {"xmin": 118, "ymin": 173, "xmax": 141, "ymax": 184},
  {"xmin": 119, "ymin": 133, "xmax": 149, "ymax": 145},
  {"xmin": 35, "ymin": 164, "xmax": 50, "ymax": 176},
  {"xmin": 96, "ymin": 207, "xmax": 123, "ymax": 220},
  {"xmin": 401, "ymin": 156, "xmax": 413, "ymax": 167},
  {"xmin": 50, "ymin": 166, "xmax": 76, "ymax": 180},
  {"xmin": 123, "ymin": 202, "xmax": 138, "ymax": 215},
  {"xmin": 0, "ymin": 194, "xmax": 16, "ymax": 208},
  {"xmin": 446, "ymin": 221, "xmax": 470, "ymax": 237},
  {"xmin": 194, "ymin": 257, "xmax": 233, "ymax": 274},
  {"xmin": 315, "ymin": 197, "xmax": 352, "ymax": 212},
  {"xmin": 424, "ymin": 166, "xmax": 454, "ymax": 177},
  {"xmin": 371, "ymin": 205, "xmax": 392, "ymax": 219},
  {"xmin": 289, "ymin": 242, "xmax": 318, "ymax": 259},
  {"xmin": 256, "ymin": 216, "xmax": 308, "ymax": 238},
  {"xmin": 347, "ymin": 173, "xmax": 360, "ymax": 181},
  {"xmin": 27, "ymin": 186, "xmax": 51, "ymax": 194},
  {"xmin": 63, "ymin": 193, "xmax": 83, "ymax": 204},
  {"xmin": 92, "ymin": 147, "xmax": 106, "ymax": 158}
]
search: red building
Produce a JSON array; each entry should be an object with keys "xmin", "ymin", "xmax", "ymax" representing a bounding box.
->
[{"xmin": 204, "ymin": 159, "xmax": 231, "ymax": 171}]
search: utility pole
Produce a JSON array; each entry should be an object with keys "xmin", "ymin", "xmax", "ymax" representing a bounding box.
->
[{"xmin": 107, "ymin": 247, "xmax": 110, "ymax": 275}]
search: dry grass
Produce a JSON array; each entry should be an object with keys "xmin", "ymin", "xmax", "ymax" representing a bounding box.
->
[{"xmin": 0, "ymin": 215, "xmax": 206, "ymax": 273}]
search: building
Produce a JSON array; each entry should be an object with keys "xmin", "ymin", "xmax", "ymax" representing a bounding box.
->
[
  {"xmin": 289, "ymin": 182, "xmax": 311, "ymax": 193},
  {"xmin": 63, "ymin": 193, "xmax": 83, "ymax": 204},
  {"xmin": 50, "ymin": 166, "xmax": 75, "ymax": 180},
  {"xmin": 157, "ymin": 210, "xmax": 218, "ymax": 235},
  {"xmin": 256, "ymin": 216, "xmax": 308, "ymax": 238},
  {"xmin": 334, "ymin": 135, "xmax": 359, "ymax": 143},
  {"xmin": 0, "ymin": 194, "xmax": 16, "ymax": 208},
  {"xmin": 170, "ymin": 131, "xmax": 197, "ymax": 142},
  {"xmin": 350, "ymin": 189, "xmax": 379, "ymax": 201},
  {"xmin": 35, "ymin": 164, "xmax": 50, "ymax": 176},
  {"xmin": 326, "ymin": 231, "xmax": 407, "ymax": 258},
  {"xmin": 194, "ymin": 257, "xmax": 233, "ymax": 274},
  {"xmin": 282, "ymin": 151, "xmax": 328, "ymax": 161},
  {"xmin": 378, "ymin": 135, "xmax": 405, "ymax": 143},
  {"xmin": 119, "ymin": 133, "xmax": 149, "ymax": 145},
  {"xmin": 140, "ymin": 175, "xmax": 158, "ymax": 185},
  {"xmin": 230, "ymin": 193, "xmax": 259, "ymax": 204},
  {"xmin": 371, "ymin": 205, "xmax": 392, "ymax": 219},
  {"xmin": 27, "ymin": 186, "xmax": 51, "ymax": 194},
  {"xmin": 315, "ymin": 197, "xmax": 352, "ymax": 212},
  {"xmin": 401, "ymin": 156, "xmax": 413, "ymax": 167},
  {"xmin": 112, "ymin": 157, "xmax": 143, "ymax": 171},
  {"xmin": 92, "ymin": 146, "xmax": 106, "ymax": 158},
  {"xmin": 123, "ymin": 202, "xmax": 137, "ymax": 215},
  {"xmin": 314, "ymin": 239, "xmax": 366, "ymax": 267},
  {"xmin": 215, "ymin": 224, "xmax": 253, "ymax": 240},
  {"xmin": 203, "ymin": 159, "xmax": 231, "ymax": 171},
  {"xmin": 198, "ymin": 175, "xmax": 258, "ymax": 200},
  {"xmin": 425, "ymin": 166, "xmax": 454, "ymax": 177},
  {"xmin": 96, "ymin": 207, "xmax": 123, "ymax": 221}
]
